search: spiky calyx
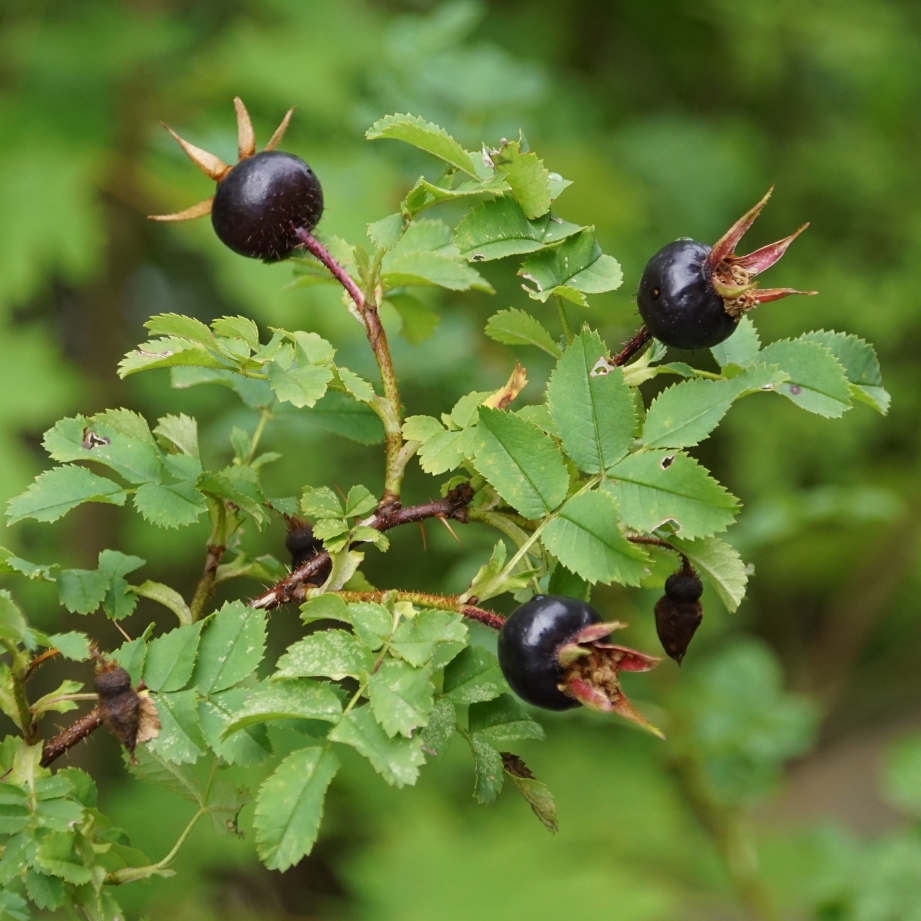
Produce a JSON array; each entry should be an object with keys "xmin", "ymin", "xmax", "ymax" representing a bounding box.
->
[
  {"xmin": 149, "ymin": 98, "xmax": 323, "ymax": 261},
  {"xmin": 498, "ymin": 595, "xmax": 663, "ymax": 736},
  {"xmin": 637, "ymin": 188, "xmax": 815, "ymax": 350}
]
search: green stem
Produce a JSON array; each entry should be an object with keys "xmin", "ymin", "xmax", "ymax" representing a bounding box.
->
[
  {"xmin": 471, "ymin": 475, "xmax": 602, "ymax": 600},
  {"xmin": 2, "ymin": 640, "xmax": 37, "ymax": 744},
  {"xmin": 245, "ymin": 407, "xmax": 272, "ymax": 463},
  {"xmin": 189, "ymin": 498, "xmax": 228, "ymax": 622},
  {"xmin": 108, "ymin": 807, "xmax": 206, "ymax": 885},
  {"xmin": 555, "ymin": 295, "xmax": 573, "ymax": 345},
  {"xmin": 468, "ymin": 509, "xmax": 534, "ymax": 550}
]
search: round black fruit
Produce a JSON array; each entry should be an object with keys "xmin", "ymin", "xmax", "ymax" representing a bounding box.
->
[
  {"xmin": 637, "ymin": 240, "xmax": 738, "ymax": 350},
  {"xmin": 211, "ymin": 150, "xmax": 323, "ymax": 262},
  {"xmin": 498, "ymin": 594, "xmax": 601, "ymax": 710}
]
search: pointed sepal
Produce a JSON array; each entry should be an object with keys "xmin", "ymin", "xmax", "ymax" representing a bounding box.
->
[
  {"xmin": 707, "ymin": 186, "xmax": 773, "ymax": 269},
  {"xmin": 147, "ymin": 197, "xmax": 214, "ymax": 222},
  {"xmin": 265, "ymin": 107, "xmax": 296, "ymax": 151},
  {"xmin": 234, "ymin": 97, "xmax": 257, "ymax": 160},
  {"xmin": 161, "ymin": 123, "xmax": 231, "ymax": 181}
]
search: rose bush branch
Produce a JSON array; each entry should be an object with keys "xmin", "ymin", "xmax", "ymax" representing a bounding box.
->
[
  {"xmin": 295, "ymin": 229, "xmax": 407, "ymax": 502},
  {"xmin": 250, "ymin": 483, "xmax": 475, "ymax": 610}
]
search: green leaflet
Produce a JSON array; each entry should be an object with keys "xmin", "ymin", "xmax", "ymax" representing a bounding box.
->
[
  {"xmin": 541, "ymin": 490, "xmax": 649, "ymax": 586},
  {"xmin": 759, "ymin": 338, "xmax": 852, "ymax": 417},
  {"xmin": 255, "ymin": 746, "xmax": 341, "ymax": 872},
  {"xmin": 547, "ymin": 329, "xmax": 636, "ymax": 473},
  {"xmin": 221, "ymin": 680, "xmax": 342, "ymax": 736},
  {"xmin": 443, "ymin": 646, "xmax": 507, "ymax": 705},
  {"xmin": 329, "ymin": 706, "xmax": 426, "ymax": 788},
  {"xmin": 7, "ymin": 466, "xmax": 127, "ymax": 524},
  {"xmin": 490, "ymin": 139, "xmax": 552, "ymax": 220},
  {"xmin": 455, "ymin": 198, "xmax": 581, "ymax": 262},
  {"xmin": 275, "ymin": 629, "xmax": 375, "ymax": 681},
  {"xmin": 484, "ymin": 308, "xmax": 561, "ymax": 357},
  {"xmin": 800, "ymin": 329, "xmax": 890, "ymax": 414},
  {"xmin": 193, "ymin": 601, "xmax": 267, "ymax": 695},
  {"xmin": 605, "ymin": 450, "xmax": 740, "ymax": 540},
  {"xmin": 143, "ymin": 622, "xmax": 203, "ymax": 693},
  {"xmin": 475, "ymin": 407, "xmax": 569, "ymax": 519},
  {"xmin": 518, "ymin": 229, "xmax": 622, "ymax": 304},
  {"xmin": 368, "ymin": 659, "xmax": 435, "ymax": 738},
  {"xmin": 710, "ymin": 316, "xmax": 761, "ymax": 368},
  {"xmin": 366, "ymin": 113, "xmax": 479, "ymax": 178},
  {"xmin": 642, "ymin": 363, "xmax": 788, "ymax": 449}
]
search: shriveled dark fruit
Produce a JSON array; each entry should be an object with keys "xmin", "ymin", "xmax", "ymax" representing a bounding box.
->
[
  {"xmin": 94, "ymin": 665, "xmax": 160, "ymax": 758},
  {"xmin": 498, "ymin": 595, "xmax": 600, "ymax": 711},
  {"xmin": 285, "ymin": 519, "xmax": 323, "ymax": 569},
  {"xmin": 654, "ymin": 566, "xmax": 704, "ymax": 665},
  {"xmin": 211, "ymin": 151, "xmax": 323, "ymax": 261},
  {"xmin": 636, "ymin": 189, "xmax": 815, "ymax": 350},
  {"xmin": 637, "ymin": 241, "xmax": 738, "ymax": 350}
]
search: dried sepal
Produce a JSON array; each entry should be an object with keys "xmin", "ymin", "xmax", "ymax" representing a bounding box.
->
[
  {"xmin": 705, "ymin": 187, "xmax": 816, "ymax": 318},
  {"xmin": 234, "ymin": 96, "xmax": 257, "ymax": 160},
  {"xmin": 148, "ymin": 197, "xmax": 214, "ymax": 223},
  {"xmin": 265, "ymin": 106, "xmax": 296, "ymax": 151},
  {"xmin": 94, "ymin": 661, "xmax": 160, "ymax": 764},
  {"xmin": 161, "ymin": 123, "xmax": 231, "ymax": 181}
]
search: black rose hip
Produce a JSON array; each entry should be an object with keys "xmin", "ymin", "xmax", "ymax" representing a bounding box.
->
[
  {"xmin": 637, "ymin": 188, "xmax": 816, "ymax": 350},
  {"xmin": 149, "ymin": 97, "xmax": 323, "ymax": 261},
  {"xmin": 498, "ymin": 594, "xmax": 663, "ymax": 736}
]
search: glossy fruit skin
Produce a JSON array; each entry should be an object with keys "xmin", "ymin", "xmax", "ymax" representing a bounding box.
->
[
  {"xmin": 637, "ymin": 240, "xmax": 738, "ymax": 349},
  {"xmin": 211, "ymin": 150, "xmax": 323, "ymax": 262},
  {"xmin": 498, "ymin": 594, "xmax": 602, "ymax": 710}
]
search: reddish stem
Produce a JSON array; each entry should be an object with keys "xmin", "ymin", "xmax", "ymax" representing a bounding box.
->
[
  {"xmin": 295, "ymin": 229, "xmax": 366, "ymax": 309},
  {"xmin": 611, "ymin": 326, "xmax": 653, "ymax": 366},
  {"xmin": 40, "ymin": 709, "xmax": 102, "ymax": 767},
  {"xmin": 250, "ymin": 484, "xmax": 475, "ymax": 611}
]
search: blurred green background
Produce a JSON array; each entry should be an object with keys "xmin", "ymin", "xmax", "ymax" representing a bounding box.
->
[{"xmin": 3, "ymin": 0, "xmax": 921, "ymax": 918}]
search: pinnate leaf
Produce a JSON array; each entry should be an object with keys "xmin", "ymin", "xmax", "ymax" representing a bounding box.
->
[
  {"xmin": 148, "ymin": 689, "xmax": 205, "ymax": 765},
  {"xmin": 222, "ymin": 680, "xmax": 342, "ymax": 736},
  {"xmin": 490, "ymin": 140, "xmax": 551, "ymax": 220},
  {"xmin": 711, "ymin": 316, "xmax": 761, "ymax": 368},
  {"xmin": 368, "ymin": 660, "xmax": 435, "ymax": 738}
]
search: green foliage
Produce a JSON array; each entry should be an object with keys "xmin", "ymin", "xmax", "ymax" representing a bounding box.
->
[{"xmin": 0, "ymin": 15, "xmax": 904, "ymax": 917}]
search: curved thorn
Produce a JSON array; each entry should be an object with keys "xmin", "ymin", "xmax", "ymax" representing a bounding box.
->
[
  {"xmin": 265, "ymin": 107, "xmax": 296, "ymax": 151},
  {"xmin": 161, "ymin": 123, "xmax": 230, "ymax": 181},
  {"xmin": 234, "ymin": 97, "xmax": 256, "ymax": 160},
  {"xmin": 707, "ymin": 185, "xmax": 774, "ymax": 270},
  {"xmin": 147, "ymin": 197, "xmax": 214, "ymax": 222},
  {"xmin": 731, "ymin": 223, "xmax": 810, "ymax": 275}
]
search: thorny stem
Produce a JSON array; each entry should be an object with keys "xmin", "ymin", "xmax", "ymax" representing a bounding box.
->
[
  {"xmin": 296, "ymin": 229, "xmax": 407, "ymax": 503},
  {"xmin": 40, "ymin": 708, "xmax": 102, "ymax": 767},
  {"xmin": 24, "ymin": 648, "xmax": 61, "ymax": 681},
  {"xmin": 611, "ymin": 326, "xmax": 653, "ymax": 366},
  {"xmin": 189, "ymin": 497, "xmax": 229, "ymax": 622},
  {"xmin": 672, "ymin": 753, "xmax": 783, "ymax": 921},
  {"xmin": 249, "ymin": 484, "xmax": 475, "ymax": 610},
  {"xmin": 333, "ymin": 590, "xmax": 506, "ymax": 631},
  {"xmin": 627, "ymin": 535, "xmax": 680, "ymax": 552}
]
